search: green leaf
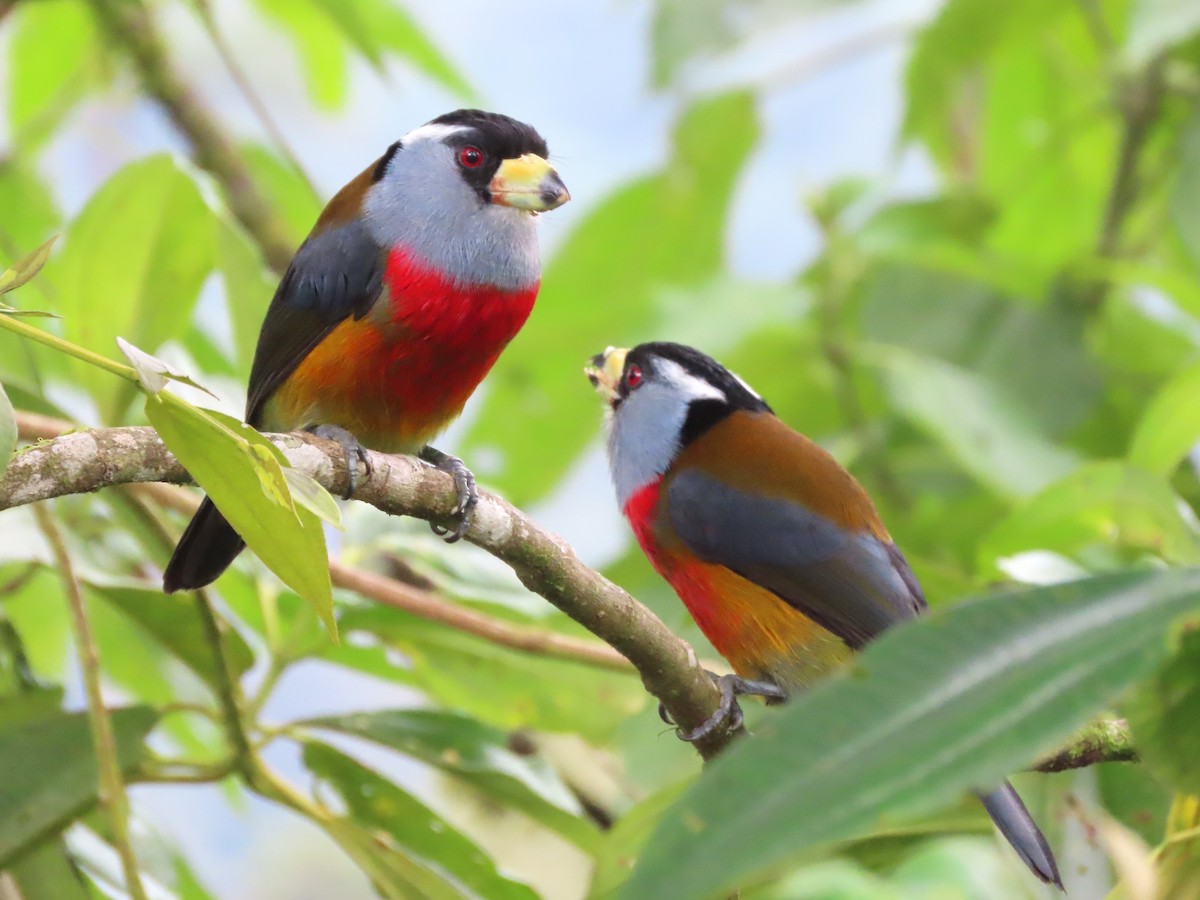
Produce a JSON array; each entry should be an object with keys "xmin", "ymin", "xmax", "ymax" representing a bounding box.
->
[
  {"xmin": 142, "ymin": 392, "xmax": 335, "ymax": 637},
  {"xmin": 590, "ymin": 781, "xmax": 690, "ymax": 898},
  {"xmin": 0, "ymin": 701, "xmax": 156, "ymax": 866},
  {"xmin": 239, "ymin": 145, "xmax": 323, "ymax": 248},
  {"xmin": 303, "ymin": 741, "xmax": 539, "ymax": 900},
  {"xmin": 309, "ymin": 0, "xmax": 474, "ymax": 99},
  {"xmin": 978, "ymin": 462, "xmax": 1200, "ymax": 571},
  {"xmin": 1125, "ymin": 627, "xmax": 1200, "ymax": 794},
  {"xmin": 1129, "ymin": 357, "xmax": 1200, "ymax": 476},
  {"xmin": 302, "ymin": 709, "xmax": 595, "ymax": 850},
  {"xmin": 216, "ymin": 220, "xmax": 277, "ymax": 376},
  {"xmin": 623, "ymin": 568, "xmax": 1200, "ymax": 900},
  {"xmin": 7, "ymin": 0, "xmax": 108, "ymax": 149},
  {"xmin": 1126, "ymin": 0, "xmax": 1200, "ymax": 65},
  {"xmin": 1173, "ymin": 116, "xmax": 1200, "ymax": 272},
  {"xmin": 875, "ymin": 348, "xmax": 1077, "ymax": 500},
  {"xmin": 85, "ymin": 582, "xmax": 254, "ymax": 692},
  {"xmin": 0, "ymin": 382, "xmax": 15, "ymax": 477},
  {"xmin": 281, "ymin": 468, "xmax": 343, "ymax": 529},
  {"xmin": 54, "ymin": 156, "xmax": 217, "ymax": 422},
  {"xmin": 0, "ymin": 235, "xmax": 59, "ymax": 297},
  {"xmin": 464, "ymin": 92, "xmax": 760, "ymax": 503},
  {"xmin": 333, "ymin": 607, "xmax": 641, "ymax": 741},
  {"xmin": 4, "ymin": 839, "xmax": 90, "ymax": 900},
  {"xmin": 115, "ymin": 337, "xmax": 216, "ymax": 398}
]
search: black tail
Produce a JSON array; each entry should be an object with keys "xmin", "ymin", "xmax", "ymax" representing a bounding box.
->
[
  {"xmin": 162, "ymin": 497, "xmax": 246, "ymax": 592},
  {"xmin": 978, "ymin": 781, "xmax": 1063, "ymax": 889}
]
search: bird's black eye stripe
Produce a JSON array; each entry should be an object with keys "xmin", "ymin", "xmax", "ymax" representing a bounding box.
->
[{"xmin": 372, "ymin": 141, "xmax": 402, "ymax": 182}]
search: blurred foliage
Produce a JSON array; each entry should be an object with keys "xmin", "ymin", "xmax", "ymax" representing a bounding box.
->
[{"xmin": 1, "ymin": 0, "xmax": 1200, "ymax": 897}]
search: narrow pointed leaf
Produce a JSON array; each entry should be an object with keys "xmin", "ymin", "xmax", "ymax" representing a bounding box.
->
[
  {"xmin": 303, "ymin": 709, "xmax": 595, "ymax": 850},
  {"xmin": 303, "ymin": 741, "xmax": 539, "ymax": 900},
  {"xmin": 0, "ymin": 235, "xmax": 59, "ymax": 296},
  {"xmin": 624, "ymin": 569, "xmax": 1200, "ymax": 900},
  {"xmin": 0, "ymin": 701, "xmax": 156, "ymax": 866},
  {"xmin": 143, "ymin": 392, "xmax": 335, "ymax": 637}
]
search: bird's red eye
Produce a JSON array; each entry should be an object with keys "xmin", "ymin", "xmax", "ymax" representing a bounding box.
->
[
  {"xmin": 459, "ymin": 146, "xmax": 484, "ymax": 168},
  {"xmin": 625, "ymin": 365, "xmax": 643, "ymax": 389}
]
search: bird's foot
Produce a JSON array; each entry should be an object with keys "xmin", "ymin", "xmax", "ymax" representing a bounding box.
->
[
  {"xmin": 660, "ymin": 673, "xmax": 787, "ymax": 743},
  {"xmin": 306, "ymin": 425, "xmax": 372, "ymax": 499},
  {"xmin": 420, "ymin": 446, "xmax": 478, "ymax": 543}
]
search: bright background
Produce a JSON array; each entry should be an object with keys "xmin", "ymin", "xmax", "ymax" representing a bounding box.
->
[{"xmin": 4, "ymin": 0, "xmax": 1200, "ymax": 898}]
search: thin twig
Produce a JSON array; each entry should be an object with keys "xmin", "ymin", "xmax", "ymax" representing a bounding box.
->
[
  {"xmin": 32, "ymin": 503, "xmax": 149, "ymax": 900},
  {"xmin": 1073, "ymin": 57, "xmax": 1166, "ymax": 313},
  {"xmin": 84, "ymin": 0, "xmax": 295, "ymax": 273},
  {"xmin": 1032, "ymin": 718, "xmax": 1137, "ymax": 773},
  {"xmin": 190, "ymin": 0, "xmax": 321, "ymax": 203}
]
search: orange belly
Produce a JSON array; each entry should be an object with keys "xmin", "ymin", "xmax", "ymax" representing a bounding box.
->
[{"xmin": 624, "ymin": 480, "xmax": 852, "ymax": 689}]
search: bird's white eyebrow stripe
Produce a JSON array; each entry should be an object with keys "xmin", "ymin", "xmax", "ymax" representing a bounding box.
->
[
  {"xmin": 656, "ymin": 358, "xmax": 725, "ymax": 402},
  {"xmin": 401, "ymin": 123, "xmax": 469, "ymax": 144}
]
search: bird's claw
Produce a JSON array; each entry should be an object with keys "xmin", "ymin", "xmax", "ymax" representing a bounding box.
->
[
  {"xmin": 420, "ymin": 447, "xmax": 478, "ymax": 543},
  {"xmin": 661, "ymin": 673, "xmax": 787, "ymax": 743},
  {"xmin": 307, "ymin": 425, "xmax": 373, "ymax": 499}
]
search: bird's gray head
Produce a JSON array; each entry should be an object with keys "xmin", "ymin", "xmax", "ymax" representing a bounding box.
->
[
  {"xmin": 586, "ymin": 342, "xmax": 771, "ymax": 507},
  {"xmin": 362, "ymin": 110, "xmax": 569, "ymax": 291}
]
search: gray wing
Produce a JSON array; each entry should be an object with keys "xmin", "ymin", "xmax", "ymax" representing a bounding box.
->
[
  {"xmin": 668, "ymin": 469, "xmax": 926, "ymax": 649},
  {"xmin": 245, "ymin": 219, "xmax": 385, "ymax": 425}
]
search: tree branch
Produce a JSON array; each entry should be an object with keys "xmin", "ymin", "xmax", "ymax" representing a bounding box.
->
[
  {"xmin": 2, "ymin": 413, "xmax": 1142, "ymax": 771},
  {"xmin": 5, "ymin": 414, "xmax": 730, "ymax": 758},
  {"xmin": 85, "ymin": 0, "xmax": 296, "ymax": 273}
]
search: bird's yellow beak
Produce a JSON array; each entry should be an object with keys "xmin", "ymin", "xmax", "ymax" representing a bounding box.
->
[
  {"xmin": 585, "ymin": 346, "xmax": 628, "ymax": 403},
  {"xmin": 490, "ymin": 154, "xmax": 570, "ymax": 212}
]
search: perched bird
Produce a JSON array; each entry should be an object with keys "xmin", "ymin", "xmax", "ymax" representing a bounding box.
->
[
  {"xmin": 163, "ymin": 109, "xmax": 569, "ymax": 592},
  {"xmin": 586, "ymin": 341, "xmax": 1062, "ymax": 889}
]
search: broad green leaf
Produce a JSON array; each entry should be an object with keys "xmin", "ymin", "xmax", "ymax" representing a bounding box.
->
[
  {"xmin": 4, "ymin": 839, "xmax": 90, "ymax": 900},
  {"xmin": 7, "ymin": 0, "xmax": 107, "ymax": 149},
  {"xmin": 0, "ymin": 701, "xmax": 156, "ymax": 866},
  {"xmin": 464, "ymin": 92, "xmax": 760, "ymax": 503},
  {"xmin": 1172, "ymin": 116, "xmax": 1200, "ymax": 271},
  {"xmin": 0, "ymin": 165, "xmax": 62, "ymax": 391},
  {"xmin": 54, "ymin": 156, "xmax": 217, "ymax": 422},
  {"xmin": 590, "ymin": 780, "xmax": 690, "ymax": 898},
  {"xmin": 0, "ymin": 236, "xmax": 59, "ymax": 297},
  {"xmin": 308, "ymin": 0, "xmax": 474, "ymax": 98},
  {"xmin": 334, "ymin": 606, "xmax": 642, "ymax": 741},
  {"xmin": 860, "ymin": 263, "xmax": 1101, "ymax": 438},
  {"xmin": 904, "ymin": 0, "xmax": 1064, "ymax": 166},
  {"xmin": 1125, "ymin": 628, "xmax": 1200, "ymax": 794},
  {"xmin": 624, "ymin": 569, "xmax": 1200, "ymax": 900},
  {"xmin": 978, "ymin": 462, "xmax": 1200, "ymax": 571},
  {"xmin": 0, "ymin": 382, "xmax": 15, "ymax": 477},
  {"xmin": 142, "ymin": 392, "xmax": 334, "ymax": 636},
  {"xmin": 281, "ymin": 468, "xmax": 343, "ymax": 529},
  {"xmin": 115, "ymin": 337, "xmax": 216, "ymax": 398},
  {"xmin": 239, "ymin": 144, "xmax": 323, "ymax": 247},
  {"xmin": 303, "ymin": 741, "xmax": 539, "ymax": 900},
  {"xmin": 216, "ymin": 220, "xmax": 277, "ymax": 375},
  {"xmin": 85, "ymin": 583, "xmax": 254, "ymax": 692},
  {"xmin": 302, "ymin": 709, "xmax": 595, "ymax": 850},
  {"xmin": 875, "ymin": 348, "xmax": 1077, "ymax": 500},
  {"xmin": 1095, "ymin": 761, "xmax": 1173, "ymax": 847},
  {"xmin": 1127, "ymin": 0, "xmax": 1200, "ymax": 65},
  {"xmin": 1129, "ymin": 358, "xmax": 1200, "ymax": 475}
]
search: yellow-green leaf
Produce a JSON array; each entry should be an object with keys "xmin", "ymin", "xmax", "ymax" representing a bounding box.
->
[
  {"xmin": 0, "ymin": 236, "xmax": 59, "ymax": 297},
  {"xmin": 144, "ymin": 392, "xmax": 336, "ymax": 638}
]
